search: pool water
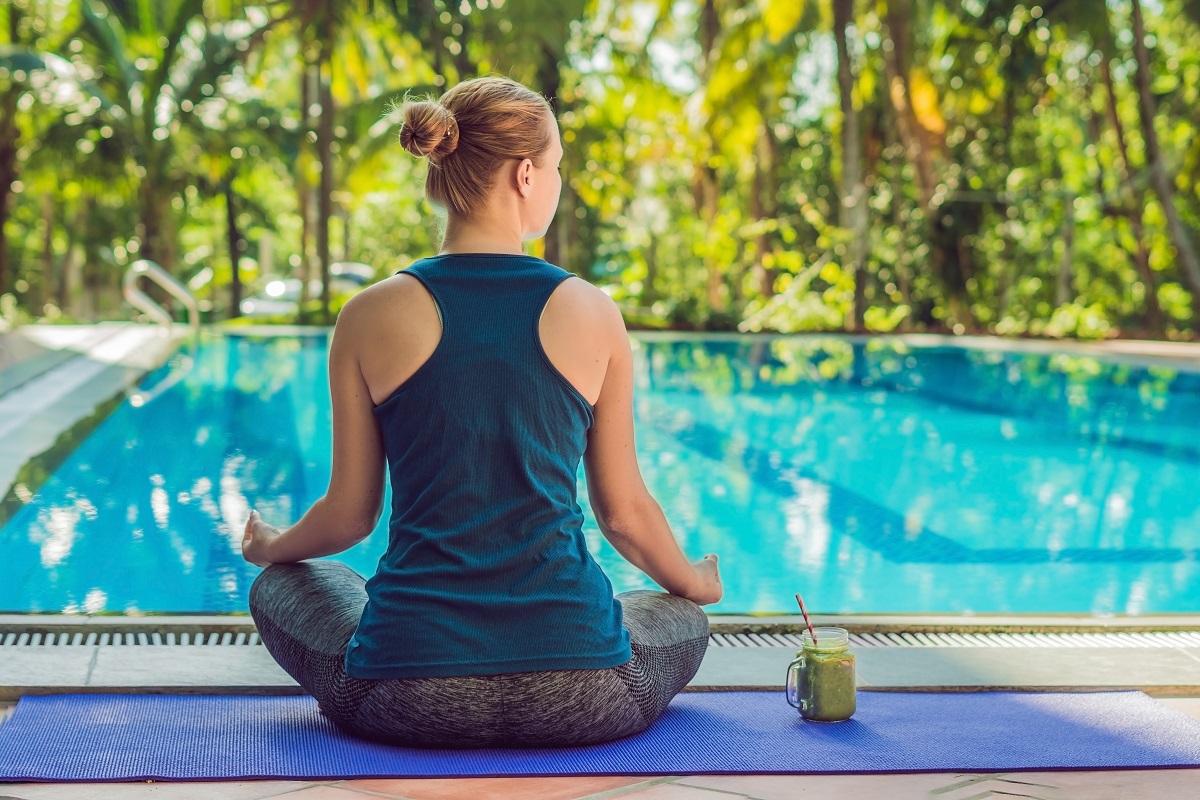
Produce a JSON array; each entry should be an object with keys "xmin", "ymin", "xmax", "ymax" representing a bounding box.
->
[{"xmin": 2, "ymin": 333, "xmax": 1198, "ymax": 615}]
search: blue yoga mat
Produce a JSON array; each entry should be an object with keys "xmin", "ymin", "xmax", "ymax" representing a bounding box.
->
[{"xmin": 2, "ymin": 690, "xmax": 1199, "ymax": 781}]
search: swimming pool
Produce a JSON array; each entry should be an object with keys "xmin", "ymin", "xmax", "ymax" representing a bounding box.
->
[{"xmin": 2, "ymin": 333, "xmax": 1198, "ymax": 615}]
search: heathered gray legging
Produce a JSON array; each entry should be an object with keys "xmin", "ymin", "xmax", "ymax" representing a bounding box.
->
[{"xmin": 249, "ymin": 560, "xmax": 710, "ymax": 748}]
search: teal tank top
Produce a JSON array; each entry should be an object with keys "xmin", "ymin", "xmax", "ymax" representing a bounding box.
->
[{"xmin": 343, "ymin": 253, "xmax": 633, "ymax": 679}]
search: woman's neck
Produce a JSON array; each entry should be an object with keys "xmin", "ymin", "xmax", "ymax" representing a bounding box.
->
[{"xmin": 439, "ymin": 212, "xmax": 525, "ymax": 256}]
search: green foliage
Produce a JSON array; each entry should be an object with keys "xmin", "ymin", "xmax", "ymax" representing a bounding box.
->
[{"xmin": 0, "ymin": 0, "xmax": 1197, "ymax": 339}]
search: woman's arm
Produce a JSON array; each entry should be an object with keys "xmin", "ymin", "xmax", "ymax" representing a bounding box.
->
[
  {"xmin": 243, "ymin": 295, "xmax": 386, "ymax": 565},
  {"xmin": 581, "ymin": 296, "xmax": 722, "ymax": 605}
]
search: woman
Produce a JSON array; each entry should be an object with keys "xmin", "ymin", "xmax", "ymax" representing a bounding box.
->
[{"xmin": 241, "ymin": 76, "xmax": 723, "ymax": 748}]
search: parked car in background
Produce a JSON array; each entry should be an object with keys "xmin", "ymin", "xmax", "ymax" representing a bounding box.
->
[
  {"xmin": 239, "ymin": 278, "xmax": 316, "ymax": 318},
  {"xmin": 329, "ymin": 261, "xmax": 376, "ymax": 287},
  {"xmin": 239, "ymin": 263, "xmax": 377, "ymax": 318}
]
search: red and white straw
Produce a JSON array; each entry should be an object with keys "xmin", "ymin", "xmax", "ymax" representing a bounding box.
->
[{"xmin": 794, "ymin": 592, "xmax": 817, "ymax": 647}]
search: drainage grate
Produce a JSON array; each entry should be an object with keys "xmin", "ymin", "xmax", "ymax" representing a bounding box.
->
[
  {"xmin": 710, "ymin": 631, "xmax": 1200, "ymax": 648},
  {"xmin": 1, "ymin": 630, "xmax": 260, "ymax": 647},
  {"xmin": 5, "ymin": 627, "xmax": 1200, "ymax": 649}
]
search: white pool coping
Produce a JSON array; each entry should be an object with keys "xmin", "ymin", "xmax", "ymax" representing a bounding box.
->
[
  {"xmin": 630, "ymin": 331, "xmax": 1200, "ymax": 372},
  {"xmin": 212, "ymin": 325, "xmax": 1200, "ymax": 371}
]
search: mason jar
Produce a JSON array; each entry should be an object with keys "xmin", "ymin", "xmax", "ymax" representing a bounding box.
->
[{"xmin": 786, "ymin": 626, "xmax": 856, "ymax": 722}]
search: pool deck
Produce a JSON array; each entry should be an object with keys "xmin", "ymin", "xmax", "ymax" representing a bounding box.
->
[
  {"xmin": 5, "ymin": 613, "xmax": 1200, "ymax": 699},
  {"xmin": 0, "ymin": 322, "xmax": 183, "ymax": 503}
]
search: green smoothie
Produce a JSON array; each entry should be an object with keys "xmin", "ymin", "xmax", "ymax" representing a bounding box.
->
[
  {"xmin": 787, "ymin": 627, "xmax": 856, "ymax": 722},
  {"xmin": 797, "ymin": 647, "xmax": 856, "ymax": 721}
]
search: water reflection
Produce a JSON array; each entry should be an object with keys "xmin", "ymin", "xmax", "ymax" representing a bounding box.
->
[
  {"xmin": 0, "ymin": 334, "xmax": 1197, "ymax": 614},
  {"xmin": 630, "ymin": 337, "xmax": 1200, "ymax": 613}
]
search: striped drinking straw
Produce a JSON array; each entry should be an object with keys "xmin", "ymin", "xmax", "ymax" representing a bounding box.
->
[{"xmin": 794, "ymin": 592, "xmax": 817, "ymax": 647}]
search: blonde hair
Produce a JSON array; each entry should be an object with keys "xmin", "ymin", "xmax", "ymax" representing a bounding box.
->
[{"xmin": 398, "ymin": 77, "xmax": 554, "ymax": 217}]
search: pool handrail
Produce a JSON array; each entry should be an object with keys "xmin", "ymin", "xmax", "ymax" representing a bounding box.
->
[{"xmin": 123, "ymin": 259, "xmax": 200, "ymax": 337}]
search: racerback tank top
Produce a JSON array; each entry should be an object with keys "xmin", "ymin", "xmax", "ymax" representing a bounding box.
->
[{"xmin": 343, "ymin": 253, "xmax": 633, "ymax": 679}]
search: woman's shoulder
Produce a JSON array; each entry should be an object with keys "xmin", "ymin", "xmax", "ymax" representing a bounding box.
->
[
  {"xmin": 334, "ymin": 270, "xmax": 430, "ymax": 333},
  {"xmin": 541, "ymin": 271, "xmax": 626, "ymax": 340}
]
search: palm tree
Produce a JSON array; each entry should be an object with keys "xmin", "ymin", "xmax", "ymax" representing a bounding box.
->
[
  {"xmin": 0, "ymin": 0, "xmax": 82, "ymax": 298},
  {"xmin": 1127, "ymin": 0, "xmax": 1200, "ymax": 316},
  {"xmin": 834, "ymin": 0, "xmax": 867, "ymax": 330},
  {"xmin": 75, "ymin": 0, "xmax": 273, "ymax": 272}
]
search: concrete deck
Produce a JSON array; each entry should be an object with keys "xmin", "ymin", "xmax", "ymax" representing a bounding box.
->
[
  {"xmin": 4, "ymin": 642, "xmax": 1200, "ymax": 700},
  {"xmin": 0, "ymin": 323, "xmax": 183, "ymax": 502},
  {"xmin": 4, "ymin": 615, "xmax": 1200, "ymax": 700}
]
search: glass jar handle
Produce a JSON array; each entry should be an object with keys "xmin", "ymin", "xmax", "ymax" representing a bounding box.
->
[{"xmin": 785, "ymin": 655, "xmax": 803, "ymax": 709}]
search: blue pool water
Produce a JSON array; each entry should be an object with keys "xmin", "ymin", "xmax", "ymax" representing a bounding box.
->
[{"xmin": 2, "ymin": 333, "xmax": 1198, "ymax": 615}]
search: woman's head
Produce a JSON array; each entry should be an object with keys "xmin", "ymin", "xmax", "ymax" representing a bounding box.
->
[{"xmin": 399, "ymin": 77, "xmax": 561, "ymax": 237}]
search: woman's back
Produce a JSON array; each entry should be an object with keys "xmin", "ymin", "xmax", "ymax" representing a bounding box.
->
[
  {"xmin": 341, "ymin": 253, "xmax": 631, "ymax": 679},
  {"xmin": 350, "ymin": 255, "xmax": 611, "ymax": 409},
  {"xmin": 243, "ymin": 75, "xmax": 720, "ymax": 748}
]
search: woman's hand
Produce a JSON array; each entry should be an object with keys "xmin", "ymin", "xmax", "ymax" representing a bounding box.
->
[
  {"xmin": 242, "ymin": 510, "xmax": 282, "ymax": 568},
  {"xmin": 688, "ymin": 553, "xmax": 722, "ymax": 606}
]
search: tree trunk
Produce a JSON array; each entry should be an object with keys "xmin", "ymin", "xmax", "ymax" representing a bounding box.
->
[
  {"xmin": 697, "ymin": 0, "xmax": 724, "ymax": 318},
  {"xmin": 750, "ymin": 121, "xmax": 780, "ymax": 299},
  {"xmin": 79, "ymin": 196, "xmax": 103, "ymax": 318},
  {"xmin": 994, "ymin": 47, "xmax": 1018, "ymax": 327},
  {"xmin": 0, "ymin": 102, "xmax": 16, "ymax": 299},
  {"xmin": 538, "ymin": 43, "xmax": 564, "ymax": 266},
  {"xmin": 644, "ymin": 230, "xmax": 659, "ymax": 307},
  {"xmin": 0, "ymin": 10, "xmax": 20, "ymax": 298},
  {"xmin": 137, "ymin": 177, "xmax": 169, "ymax": 270},
  {"xmin": 835, "ymin": 0, "xmax": 867, "ymax": 331},
  {"xmin": 880, "ymin": 0, "xmax": 934, "ymax": 209},
  {"xmin": 749, "ymin": 143, "xmax": 767, "ymax": 297},
  {"xmin": 60, "ymin": 199, "xmax": 86, "ymax": 313},
  {"xmin": 40, "ymin": 194, "xmax": 54, "ymax": 312},
  {"xmin": 340, "ymin": 205, "xmax": 351, "ymax": 262},
  {"xmin": 701, "ymin": 167, "xmax": 722, "ymax": 314},
  {"xmin": 1129, "ymin": 0, "xmax": 1200, "ymax": 313},
  {"xmin": 1057, "ymin": 191, "xmax": 1074, "ymax": 307},
  {"xmin": 298, "ymin": 63, "xmax": 315, "ymax": 320},
  {"xmin": 317, "ymin": 45, "xmax": 335, "ymax": 324},
  {"xmin": 880, "ymin": 0, "xmax": 970, "ymax": 327},
  {"xmin": 1098, "ymin": 54, "xmax": 1162, "ymax": 330},
  {"xmin": 225, "ymin": 176, "xmax": 242, "ymax": 319}
]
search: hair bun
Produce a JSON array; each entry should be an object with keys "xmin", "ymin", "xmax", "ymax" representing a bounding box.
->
[{"xmin": 400, "ymin": 100, "xmax": 459, "ymax": 162}]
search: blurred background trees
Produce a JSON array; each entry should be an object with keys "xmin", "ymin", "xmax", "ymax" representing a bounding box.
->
[{"xmin": 1, "ymin": 0, "xmax": 1197, "ymax": 338}]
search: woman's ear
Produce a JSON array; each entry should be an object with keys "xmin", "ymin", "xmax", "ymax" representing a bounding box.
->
[{"xmin": 515, "ymin": 158, "xmax": 534, "ymax": 198}]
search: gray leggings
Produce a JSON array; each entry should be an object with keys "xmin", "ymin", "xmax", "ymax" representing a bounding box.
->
[{"xmin": 249, "ymin": 560, "xmax": 710, "ymax": 748}]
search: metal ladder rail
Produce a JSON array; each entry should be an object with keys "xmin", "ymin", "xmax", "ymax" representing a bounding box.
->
[
  {"xmin": 121, "ymin": 259, "xmax": 199, "ymax": 407},
  {"xmin": 122, "ymin": 259, "xmax": 200, "ymax": 337}
]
